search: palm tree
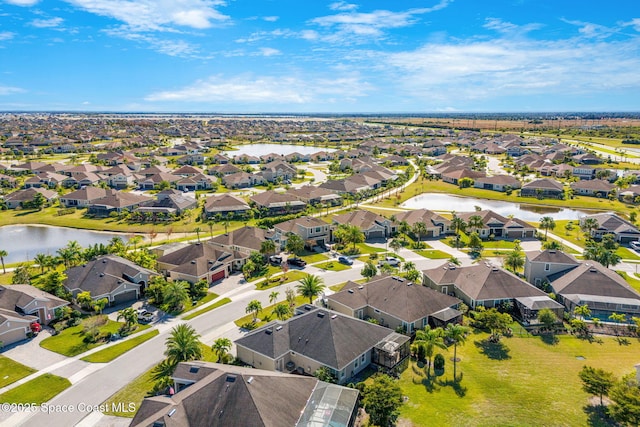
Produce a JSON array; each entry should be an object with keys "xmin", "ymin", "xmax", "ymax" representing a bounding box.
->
[
  {"xmin": 580, "ymin": 217, "xmax": 599, "ymax": 240},
  {"xmin": 273, "ymin": 303, "xmax": 291, "ymax": 320},
  {"xmin": 128, "ymin": 235, "xmax": 143, "ymax": 251},
  {"xmin": 504, "ymin": 250, "xmax": 525, "ymax": 273},
  {"xmin": 207, "ymin": 220, "xmax": 215, "ymax": 240},
  {"xmin": 194, "ymin": 227, "xmax": 201, "ymax": 242},
  {"xmin": 467, "ymin": 214, "xmax": 484, "ymax": 235},
  {"xmin": 92, "ymin": 297, "xmax": 108, "ymax": 314},
  {"xmin": 117, "ymin": 307, "xmax": 139, "ymax": 332},
  {"xmin": 33, "ymin": 253, "xmax": 48, "ymax": 274},
  {"xmin": 539, "ymin": 216, "xmax": 556, "ymax": 240},
  {"xmin": 445, "ymin": 323, "xmax": 470, "ymax": 381},
  {"xmin": 212, "ymin": 337, "xmax": 232, "ymax": 363},
  {"xmin": 398, "ymin": 221, "xmax": 411, "ymax": 240},
  {"xmin": 414, "ymin": 326, "xmax": 447, "ymax": 377},
  {"xmin": 269, "ymin": 291, "xmax": 279, "ymax": 305},
  {"xmin": 246, "ymin": 299, "xmax": 263, "ymax": 322},
  {"xmin": 0, "ymin": 250, "xmax": 8, "ymax": 274},
  {"xmin": 163, "ymin": 281, "xmax": 190, "ymax": 312},
  {"xmin": 402, "ymin": 261, "xmax": 415, "ymax": 272},
  {"xmin": 450, "ymin": 214, "xmax": 467, "ymax": 249},
  {"xmin": 335, "ymin": 224, "xmax": 365, "ymax": 251},
  {"xmin": 261, "ymin": 240, "xmax": 277, "ymax": 258},
  {"xmin": 165, "ymin": 323, "xmax": 203, "ymax": 365},
  {"xmin": 412, "ymin": 222, "xmax": 427, "ymax": 246},
  {"xmin": 296, "ymin": 274, "xmax": 325, "ymax": 304}
]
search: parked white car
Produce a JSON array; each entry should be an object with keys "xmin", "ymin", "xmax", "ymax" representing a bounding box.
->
[
  {"xmin": 630, "ymin": 241, "xmax": 640, "ymax": 251},
  {"xmin": 378, "ymin": 256, "xmax": 400, "ymax": 267}
]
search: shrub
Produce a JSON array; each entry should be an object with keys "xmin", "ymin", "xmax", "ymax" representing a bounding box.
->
[{"xmin": 434, "ymin": 353, "xmax": 445, "ymax": 370}]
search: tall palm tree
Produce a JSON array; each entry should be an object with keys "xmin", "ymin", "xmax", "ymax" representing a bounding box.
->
[
  {"xmin": 0, "ymin": 249, "xmax": 8, "ymax": 274},
  {"xmin": 450, "ymin": 214, "xmax": 467, "ymax": 249},
  {"xmin": 261, "ymin": 240, "xmax": 277, "ymax": 258},
  {"xmin": 33, "ymin": 253, "xmax": 48, "ymax": 274},
  {"xmin": 504, "ymin": 250, "xmax": 525, "ymax": 273},
  {"xmin": 335, "ymin": 224, "xmax": 365, "ymax": 251},
  {"xmin": 574, "ymin": 304, "xmax": 591, "ymax": 321},
  {"xmin": 467, "ymin": 215, "xmax": 484, "ymax": 235},
  {"xmin": 194, "ymin": 227, "xmax": 201, "ymax": 242},
  {"xmin": 445, "ymin": 323, "xmax": 470, "ymax": 381},
  {"xmin": 580, "ymin": 217, "xmax": 599, "ymax": 240},
  {"xmin": 273, "ymin": 303, "xmax": 291, "ymax": 320},
  {"xmin": 117, "ymin": 307, "xmax": 139, "ymax": 332},
  {"xmin": 212, "ymin": 337, "xmax": 232, "ymax": 363},
  {"xmin": 539, "ymin": 216, "xmax": 556, "ymax": 240},
  {"xmin": 165, "ymin": 323, "xmax": 203, "ymax": 365},
  {"xmin": 163, "ymin": 281, "xmax": 190, "ymax": 312},
  {"xmin": 246, "ymin": 299, "xmax": 263, "ymax": 322},
  {"xmin": 414, "ymin": 326, "xmax": 447, "ymax": 377},
  {"xmin": 296, "ymin": 274, "xmax": 325, "ymax": 304},
  {"xmin": 412, "ymin": 222, "xmax": 427, "ymax": 245},
  {"xmin": 269, "ymin": 291, "xmax": 279, "ymax": 305}
]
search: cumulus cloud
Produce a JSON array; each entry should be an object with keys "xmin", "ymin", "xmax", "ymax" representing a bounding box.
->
[
  {"xmin": 4, "ymin": 0, "xmax": 40, "ymax": 6},
  {"xmin": 64, "ymin": 0, "xmax": 229, "ymax": 32},
  {"xmin": 30, "ymin": 17, "xmax": 64, "ymax": 28},
  {"xmin": 329, "ymin": 1, "xmax": 358, "ymax": 12},
  {"xmin": 0, "ymin": 31, "xmax": 15, "ymax": 41},
  {"xmin": 145, "ymin": 73, "xmax": 372, "ymax": 104}
]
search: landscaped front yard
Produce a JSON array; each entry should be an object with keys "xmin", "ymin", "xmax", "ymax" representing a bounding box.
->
[
  {"xmin": 80, "ymin": 330, "xmax": 160, "ymax": 363},
  {"xmin": 0, "ymin": 374, "xmax": 71, "ymax": 405},
  {"xmin": 0, "ymin": 356, "xmax": 36, "ymax": 388},
  {"xmin": 398, "ymin": 332, "xmax": 640, "ymax": 426}
]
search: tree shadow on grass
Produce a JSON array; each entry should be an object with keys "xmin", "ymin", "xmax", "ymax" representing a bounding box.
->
[
  {"xmin": 583, "ymin": 404, "xmax": 619, "ymax": 427},
  {"xmin": 437, "ymin": 376, "xmax": 467, "ymax": 398},
  {"xmin": 540, "ymin": 333, "xmax": 559, "ymax": 346},
  {"xmin": 473, "ymin": 339, "xmax": 511, "ymax": 360}
]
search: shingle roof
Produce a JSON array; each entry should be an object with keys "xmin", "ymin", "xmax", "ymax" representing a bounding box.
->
[
  {"xmin": 526, "ymin": 249, "xmax": 579, "ymax": 265},
  {"xmin": 64, "ymin": 255, "xmax": 153, "ymax": 296},
  {"xmin": 548, "ymin": 261, "xmax": 640, "ymax": 300}
]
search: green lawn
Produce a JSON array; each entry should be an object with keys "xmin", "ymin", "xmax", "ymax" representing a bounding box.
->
[
  {"xmin": 81, "ymin": 330, "xmax": 159, "ymax": 363},
  {"xmin": 0, "ymin": 374, "xmax": 71, "ymax": 405},
  {"xmin": 398, "ymin": 333, "xmax": 640, "ymax": 427},
  {"xmin": 234, "ymin": 295, "xmax": 308, "ymax": 329},
  {"xmin": 182, "ymin": 293, "xmax": 219, "ymax": 313},
  {"xmin": 103, "ymin": 342, "xmax": 218, "ymax": 417},
  {"xmin": 414, "ymin": 249, "xmax": 451, "ymax": 259},
  {"xmin": 299, "ymin": 252, "xmax": 330, "ymax": 264},
  {"xmin": 315, "ymin": 261, "xmax": 351, "ymax": 271},
  {"xmin": 616, "ymin": 271, "xmax": 640, "ymax": 293},
  {"xmin": 255, "ymin": 270, "xmax": 307, "ymax": 290},
  {"xmin": 0, "ymin": 356, "xmax": 36, "ymax": 388},
  {"xmin": 182, "ymin": 298, "xmax": 232, "ymax": 320},
  {"xmin": 40, "ymin": 317, "xmax": 149, "ymax": 357},
  {"xmin": 353, "ymin": 243, "xmax": 386, "ymax": 254}
]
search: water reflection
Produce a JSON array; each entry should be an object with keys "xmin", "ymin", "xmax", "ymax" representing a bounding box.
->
[
  {"xmin": 229, "ymin": 143, "xmax": 336, "ymax": 158},
  {"xmin": 400, "ymin": 193, "xmax": 608, "ymax": 222}
]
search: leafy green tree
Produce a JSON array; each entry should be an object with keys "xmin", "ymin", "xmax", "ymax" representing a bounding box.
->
[
  {"xmin": 189, "ymin": 279, "xmax": 209, "ymax": 300},
  {"xmin": 162, "ymin": 281, "xmax": 190, "ymax": 312},
  {"xmin": 542, "ymin": 240, "xmax": 563, "ymax": 250},
  {"xmin": 389, "ymin": 238, "xmax": 402, "ymax": 254},
  {"xmin": 246, "ymin": 299, "xmax": 262, "ymax": 322},
  {"xmin": 404, "ymin": 268, "xmax": 421, "ymax": 283},
  {"xmin": 537, "ymin": 308, "xmax": 559, "ymax": 330},
  {"xmin": 445, "ymin": 323, "xmax": 470, "ymax": 381},
  {"xmin": 296, "ymin": 274, "xmax": 325, "ymax": 304},
  {"xmin": 313, "ymin": 366, "xmax": 337, "ymax": 384},
  {"xmin": 362, "ymin": 374, "xmax": 404, "ymax": 427},
  {"xmin": 11, "ymin": 264, "xmax": 32, "ymax": 285},
  {"xmin": 579, "ymin": 366, "xmax": 616, "ymax": 407},
  {"xmin": 212, "ymin": 337, "xmax": 232, "ymax": 364},
  {"xmin": 92, "ymin": 297, "xmax": 109, "ymax": 314},
  {"xmin": 467, "ymin": 232, "xmax": 484, "ymax": 256},
  {"xmin": 40, "ymin": 270, "xmax": 67, "ymax": 297},
  {"xmin": 77, "ymin": 291, "xmax": 93, "ymax": 310},
  {"xmin": 540, "ymin": 216, "xmax": 556, "ymax": 240},
  {"xmin": 33, "ymin": 253, "xmax": 49, "ymax": 274},
  {"xmin": 285, "ymin": 233, "xmax": 304, "ymax": 255},
  {"xmin": 609, "ymin": 373, "xmax": 640, "ymax": 426},
  {"xmin": 473, "ymin": 308, "xmax": 512, "ymax": 342},
  {"xmin": 574, "ymin": 304, "xmax": 591, "ymax": 320},
  {"xmin": 242, "ymin": 259, "xmax": 257, "ymax": 279},
  {"xmin": 361, "ymin": 261, "xmax": 378, "ymax": 281},
  {"xmin": 505, "ymin": 250, "xmax": 525, "ymax": 273},
  {"xmin": 146, "ymin": 276, "xmax": 167, "ymax": 305},
  {"xmin": 260, "ymin": 240, "xmax": 277, "ymax": 258},
  {"xmin": 117, "ymin": 307, "xmax": 139, "ymax": 333},
  {"xmin": 273, "ymin": 303, "xmax": 291, "ymax": 320},
  {"xmin": 467, "ymin": 215, "xmax": 484, "ymax": 234},
  {"xmin": 414, "ymin": 326, "xmax": 447, "ymax": 377},
  {"xmin": 165, "ymin": 323, "xmax": 203, "ymax": 365},
  {"xmin": 583, "ymin": 242, "xmax": 621, "ymax": 268},
  {"xmin": 580, "ymin": 217, "xmax": 599, "ymax": 239}
]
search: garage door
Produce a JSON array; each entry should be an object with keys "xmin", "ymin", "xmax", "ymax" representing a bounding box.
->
[
  {"xmin": 112, "ymin": 290, "xmax": 137, "ymax": 306},
  {"xmin": 1, "ymin": 328, "xmax": 27, "ymax": 346},
  {"xmin": 210, "ymin": 269, "xmax": 226, "ymax": 283},
  {"xmin": 367, "ymin": 230, "xmax": 385, "ymax": 239}
]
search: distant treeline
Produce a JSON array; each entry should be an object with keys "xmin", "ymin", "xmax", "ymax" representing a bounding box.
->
[{"xmin": 622, "ymin": 139, "xmax": 640, "ymax": 145}]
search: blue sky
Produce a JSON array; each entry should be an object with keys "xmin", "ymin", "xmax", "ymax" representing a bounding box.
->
[{"xmin": 1, "ymin": 0, "xmax": 639, "ymax": 113}]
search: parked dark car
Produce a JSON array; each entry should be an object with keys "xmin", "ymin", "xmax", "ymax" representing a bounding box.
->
[
  {"xmin": 287, "ymin": 257, "xmax": 307, "ymax": 267},
  {"xmin": 269, "ymin": 255, "xmax": 283, "ymax": 265},
  {"xmin": 338, "ymin": 256, "xmax": 353, "ymax": 265}
]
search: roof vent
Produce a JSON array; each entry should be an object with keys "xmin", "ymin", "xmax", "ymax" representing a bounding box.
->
[
  {"xmin": 265, "ymin": 329, "xmax": 272, "ymax": 335},
  {"xmin": 275, "ymin": 325, "xmax": 283, "ymax": 331},
  {"xmin": 358, "ymin": 285, "xmax": 364, "ymax": 289},
  {"xmin": 549, "ymin": 250, "xmax": 556, "ymax": 254},
  {"xmin": 168, "ymin": 409, "xmax": 176, "ymax": 417},
  {"xmin": 492, "ymin": 267, "xmax": 499, "ymax": 271},
  {"xmin": 99, "ymin": 273, "xmax": 104, "ymax": 277},
  {"xmin": 331, "ymin": 314, "xmax": 337, "ymax": 319},
  {"xmin": 449, "ymin": 265, "xmax": 456, "ymax": 270},
  {"xmin": 225, "ymin": 375, "xmax": 236, "ymax": 383},
  {"xmin": 189, "ymin": 366, "xmax": 200, "ymax": 373},
  {"xmin": 407, "ymin": 282, "xmax": 413, "ymax": 286},
  {"xmin": 191, "ymin": 260, "xmax": 196, "ymax": 264},
  {"xmin": 247, "ymin": 376, "xmax": 254, "ymax": 384},
  {"xmin": 348, "ymin": 289, "xmax": 354, "ymax": 294},
  {"xmin": 589, "ymin": 268, "xmax": 597, "ymax": 273},
  {"xmin": 317, "ymin": 312, "xmax": 325, "ymax": 318},
  {"xmin": 102, "ymin": 259, "xmax": 107, "ymax": 263}
]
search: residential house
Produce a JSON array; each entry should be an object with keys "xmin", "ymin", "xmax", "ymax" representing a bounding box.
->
[
  {"xmin": 175, "ymin": 174, "xmax": 214, "ymax": 192},
  {"xmin": 523, "ymin": 249, "xmax": 580, "ymax": 287},
  {"xmin": 327, "ymin": 275, "xmax": 462, "ymax": 333},
  {"xmin": 87, "ymin": 190, "xmax": 152, "ymax": 217},
  {"xmin": 570, "ymin": 179, "xmax": 615, "ymax": 198},
  {"xmin": 392, "ymin": 209, "xmax": 451, "ymax": 238},
  {"xmin": 3, "ymin": 187, "xmax": 58, "ymax": 209},
  {"xmin": 474, "ymin": 175, "xmax": 521, "ymax": 192},
  {"xmin": 579, "ymin": 213, "xmax": 640, "ymax": 243},
  {"xmin": 235, "ymin": 306, "xmax": 410, "ymax": 384},
  {"xmin": 286, "ymin": 185, "xmax": 343, "ymax": 207},
  {"xmin": 59, "ymin": 186, "xmax": 108, "ymax": 208},
  {"xmin": 619, "ymin": 185, "xmax": 640, "ymax": 203},
  {"xmin": 208, "ymin": 163, "xmax": 241, "ymax": 177},
  {"xmin": 520, "ymin": 178, "xmax": 564, "ymax": 199},
  {"xmin": 458, "ymin": 210, "xmax": 536, "ymax": 239},
  {"xmin": 0, "ymin": 309, "xmax": 37, "ymax": 347},
  {"xmin": 259, "ymin": 160, "xmax": 297, "ymax": 182},
  {"xmin": 272, "ymin": 216, "xmax": 331, "ymax": 249},
  {"xmin": 203, "ymin": 194, "xmax": 251, "ymax": 218},
  {"xmin": 24, "ymin": 171, "xmax": 67, "ymax": 189},
  {"xmin": 332, "ymin": 209, "xmax": 395, "ymax": 240},
  {"xmin": 208, "ymin": 226, "xmax": 273, "ymax": 258},
  {"xmin": 137, "ymin": 173, "xmax": 181, "ymax": 190},
  {"xmin": 130, "ymin": 362, "xmax": 359, "ymax": 427},
  {"xmin": 250, "ymin": 191, "xmax": 306, "ymax": 216},
  {"xmin": 441, "ymin": 168, "xmax": 486, "ymax": 185},
  {"xmin": 222, "ymin": 172, "xmax": 265, "ymax": 189},
  {"xmin": 573, "ymin": 153, "xmax": 603, "ymax": 164},
  {"xmin": 64, "ymin": 255, "xmax": 156, "ymax": 305},
  {"xmin": 157, "ymin": 242, "xmax": 245, "ymax": 284},
  {"xmin": 0, "ymin": 284, "xmax": 69, "ymax": 326},
  {"xmin": 422, "ymin": 263, "xmax": 553, "ymax": 313},
  {"xmin": 136, "ymin": 193, "xmax": 197, "ymax": 217}
]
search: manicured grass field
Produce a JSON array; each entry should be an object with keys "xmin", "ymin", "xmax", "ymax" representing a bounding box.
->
[
  {"xmin": 398, "ymin": 332, "xmax": 640, "ymax": 427},
  {"xmin": 182, "ymin": 298, "xmax": 232, "ymax": 321},
  {"xmin": 81, "ymin": 330, "xmax": 160, "ymax": 363},
  {"xmin": 616, "ymin": 271, "xmax": 640, "ymax": 293},
  {"xmin": 103, "ymin": 342, "xmax": 219, "ymax": 417},
  {"xmin": 415, "ymin": 249, "xmax": 453, "ymax": 259},
  {"xmin": 255, "ymin": 270, "xmax": 307, "ymax": 290},
  {"xmin": 315, "ymin": 261, "xmax": 351, "ymax": 271},
  {"xmin": 0, "ymin": 374, "xmax": 71, "ymax": 405},
  {"xmin": 234, "ymin": 295, "xmax": 308, "ymax": 329},
  {"xmin": 299, "ymin": 252, "xmax": 330, "ymax": 263},
  {"xmin": 40, "ymin": 318, "xmax": 149, "ymax": 357},
  {"xmin": 181, "ymin": 292, "xmax": 219, "ymax": 313},
  {"xmin": 0, "ymin": 356, "xmax": 36, "ymax": 388}
]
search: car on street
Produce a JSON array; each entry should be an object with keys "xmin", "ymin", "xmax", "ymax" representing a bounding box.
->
[
  {"xmin": 378, "ymin": 256, "xmax": 400, "ymax": 267},
  {"xmin": 338, "ymin": 256, "xmax": 353, "ymax": 265},
  {"xmin": 269, "ymin": 255, "xmax": 283, "ymax": 265},
  {"xmin": 631, "ymin": 241, "xmax": 640, "ymax": 251},
  {"xmin": 287, "ymin": 257, "xmax": 307, "ymax": 267}
]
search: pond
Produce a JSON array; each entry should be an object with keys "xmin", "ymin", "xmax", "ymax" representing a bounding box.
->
[
  {"xmin": 228, "ymin": 143, "xmax": 336, "ymax": 158},
  {"xmin": 0, "ymin": 225, "xmax": 128, "ymax": 264},
  {"xmin": 400, "ymin": 193, "xmax": 608, "ymax": 222}
]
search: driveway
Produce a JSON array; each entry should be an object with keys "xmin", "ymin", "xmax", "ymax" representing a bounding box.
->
[{"xmin": 1, "ymin": 327, "xmax": 67, "ymax": 370}]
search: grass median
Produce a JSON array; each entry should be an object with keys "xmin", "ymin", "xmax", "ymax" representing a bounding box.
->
[
  {"xmin": 0, "ymin": 356, "xmax": 36, "ymax": 388},
  {"xmin": 81, "ymin": 330, "xmax": 160, "ymax": 363},
  {"xmin": 0, "ymin": 374, "xmax": 71, "ymax": 405},
  {"xmin": 182, "ymin": 298, "xmax": 232, "ymax": 321}
]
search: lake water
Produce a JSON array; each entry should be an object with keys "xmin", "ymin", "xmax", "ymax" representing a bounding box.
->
[
  {"xmin": 0, "ymin": 225, "xmax": 128, "ymax": 264},
  {"xmin": 229, "ymin": 143, "xmax": 336, "ymax": 158},
  {"xmin": 400, "ymin": 193, "xmax": 606, "ymax": 222}
]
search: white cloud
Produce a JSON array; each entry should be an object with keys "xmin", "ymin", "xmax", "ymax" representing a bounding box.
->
[
  {"xmin": 30, "ymin": 17, "xmax": 64, "ymax": 28},
  {"xmin": 623, "ymin": 18, "xmax": 640, "ymax": 32},
  {"xmin": 145, "ymin": 73, "xmax": 372, "ymax": 104},
  {"xmin": 64, "ymin": 0, "xmax": 229, "ymax": 32},
  {"xmin": 256, "ymin": 47, "xmax": 280, "ymax": 56},
  {"xmin": 263, "ymin": 16, "xmax": 278, "ymax": 22},
  {"xmin": 386, "ymin": 37, "xmax": 640, "ymax": 102},
  {"xmin": 561, "ymin": 18, "xmax": 615, "ymax": 39},
  {"xmin": 106, "ymin": 28, "xmax": 198, "ymax": 56},
  {"xmin": 0, "ymin": 31, "xmax": 15, "ymax": 41},
  {"xmin": 484, "ymin": 18, "xmax": 542, "ymax": 35},
  {"xmin": 0, "ymin": 85, "xmax": 24, "ymax": 95},
  {"xmin": 310, "ymin": 0, "xmax": 452, "ymax": 43},
  {"xmin": 329, "ymin": 1, "xmax": 358, "ymax": 12},
  {"xmin": 4, "ymin": 0, "xmax": 40, "ymax": 6}
]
